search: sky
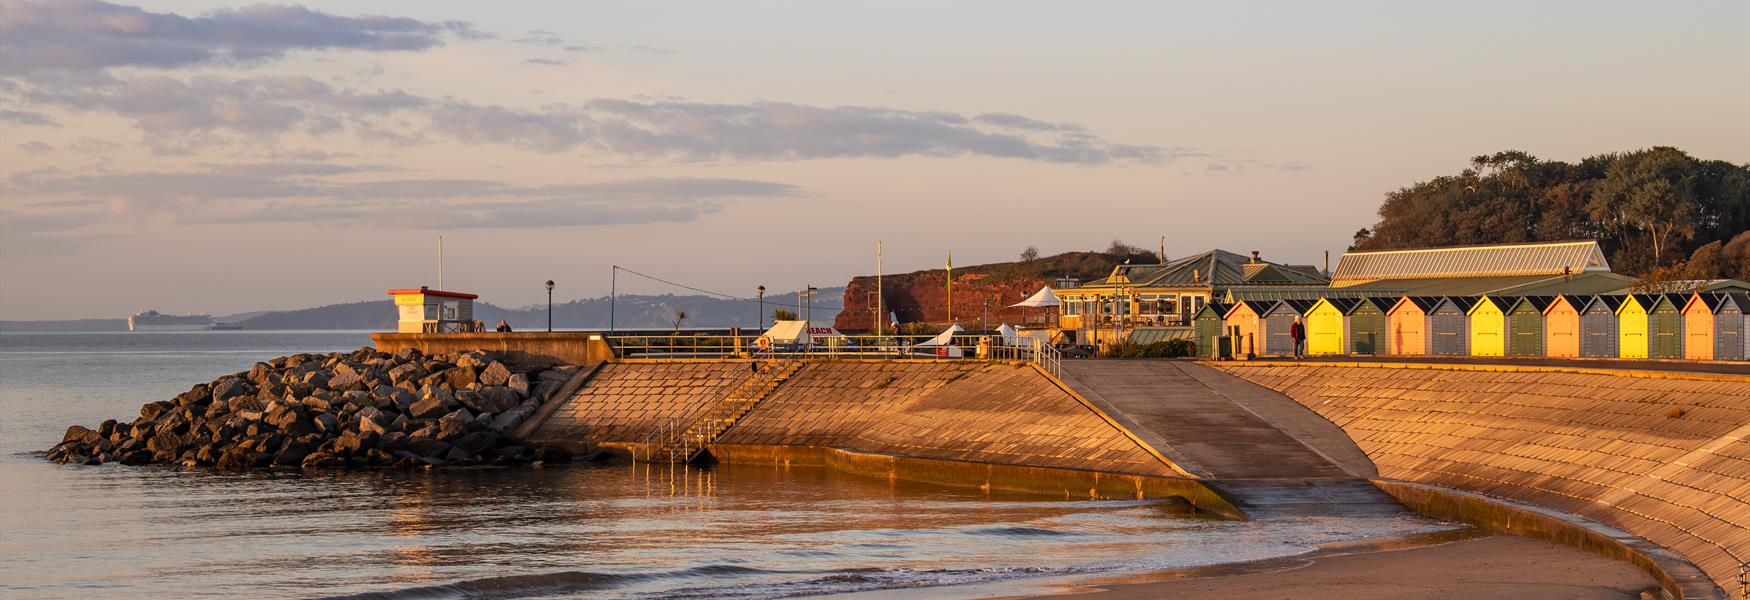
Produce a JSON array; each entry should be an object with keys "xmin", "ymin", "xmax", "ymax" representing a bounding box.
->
[{"xmin": 2, "ymin": 1, "xmax": 1747, "ymax": 320}]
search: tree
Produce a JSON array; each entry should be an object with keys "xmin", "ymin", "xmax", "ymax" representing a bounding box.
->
[
  {"xmin": 1588, "ymin": 147, "xmax": 1700, "ymax": 269},
  {"xmin": 1019, "ymin": 246, "xmax": 1040, "ymax": 261},
  {"xmin": 1104, "ymin": 240, "xmax": 1158, "ymax": 263},
  {"xmin": 1353, "ymin": 147, "xmax": 1749, "ymax": 277},
  {"xmin": 772, "ymin": 308, "xmax": 798, "ymax": 322},
  {"xmin": 671, "ymin": 310, "xmax": 687, "ymax": 334}
]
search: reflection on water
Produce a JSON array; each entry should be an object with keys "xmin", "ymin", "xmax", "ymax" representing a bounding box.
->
[{"xmin": 0, "ymin": 332, "xmax": 1455, "ymax": 599}]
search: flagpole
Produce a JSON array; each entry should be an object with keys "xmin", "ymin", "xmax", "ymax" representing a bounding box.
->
[
  {"xmin": 946, "ymin": 250, "xmax": 953, "ymax": 325},
  {"xmin": 876, "ymin": 241, "xmax": 883, "ymax": 337}
]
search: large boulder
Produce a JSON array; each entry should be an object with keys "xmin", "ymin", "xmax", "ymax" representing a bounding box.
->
[
  {"xmin": 460, "ymin": 386, "xmax": 520, "ymax": 414},
  {"xmin": 443, "ymin": 367, "xmax": 478, "ymax": 389},
  {"xmin": 437, "ymin": 409, "xmax": 474, "ymax": 440},
  {"xmin": 479, "ymin": 362, "xmax": 512, "ymax": 387},
  {"xmin": 507, "ymin": 373, "xmax": 531, "ymax": 397}
]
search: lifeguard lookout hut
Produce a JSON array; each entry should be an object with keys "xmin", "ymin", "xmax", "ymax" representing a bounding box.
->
[{"xmin": 389, "ymin": 287, "xmax": 481, "ymax": 333}]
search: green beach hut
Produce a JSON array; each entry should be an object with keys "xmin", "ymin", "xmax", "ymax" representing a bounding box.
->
[
  {"xmin": 1640, "ymin": 294, "xmax": 1684, "ymax": 359},
  {"xmin": 1193, "ymin": 302, "xmax": 1231, "ymax": 358},
  {"xmin": 1506, "ymin": 296, "xmax": 1554, "ymax": 357}
]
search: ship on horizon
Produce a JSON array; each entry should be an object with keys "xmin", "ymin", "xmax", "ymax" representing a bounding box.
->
[{"xmin": 128, "ymin": 310, "xmax": 214, "ymax": 331}]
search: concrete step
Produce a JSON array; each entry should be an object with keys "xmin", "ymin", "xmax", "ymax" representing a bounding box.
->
[{"xmin": 1203, "ymin": 478, "xmax": 1409, "ymax": 519}]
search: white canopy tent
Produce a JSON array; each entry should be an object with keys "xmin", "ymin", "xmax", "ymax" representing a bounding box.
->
[
  {"xmin": 1010, "ymin": 286, "xmax": 1060, "ymax": 327},
  {"xmin": 761, "ymin": 320, "xmax": 841, "ymax": 345},
  {"xmin": 913, "ymin": 324, "xmax": 965, "ymax": 346},
  {"xmin": 1010, "ymin": 286, "xmax": 1060, "ymax": 308},
  {"xmin": 995, "ymin": 323, "xmax": 1019, "ymax": 345}
]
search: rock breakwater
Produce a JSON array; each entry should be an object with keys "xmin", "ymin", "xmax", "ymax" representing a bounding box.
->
[{"xmin": 46, "ymin": 347, "xmax": 582, "ymax": 469}]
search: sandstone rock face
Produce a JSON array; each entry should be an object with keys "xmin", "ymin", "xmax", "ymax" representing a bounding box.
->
[{"xmin": 45, "ymin": 347, "xmax": 580, "ymax": 471}]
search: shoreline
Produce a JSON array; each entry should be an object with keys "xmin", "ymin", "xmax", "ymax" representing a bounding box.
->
[{"xmin": 1017, "ymin": 532, "xmax": 1659, "ymax": 600}]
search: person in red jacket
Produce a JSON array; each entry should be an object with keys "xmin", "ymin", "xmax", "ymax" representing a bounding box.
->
[{"xmin": 1290, "ymin": 316, "xmax": 1306, "ymax": 359}]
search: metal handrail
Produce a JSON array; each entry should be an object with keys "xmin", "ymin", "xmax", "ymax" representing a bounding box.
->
[{"xmin": 636, "ymin": 347, "xmax": 795, "ymax": 462}]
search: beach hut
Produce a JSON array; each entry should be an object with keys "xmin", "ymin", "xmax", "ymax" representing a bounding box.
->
[
  {"xmin": 1387, "ymin": 296, "xmax": 1440, "ymax": 355},
  {"xmin": 1224, "ymin": 301, "xmax": 1264, "ymax": 358},
  {"xmin": 1684, "ymin": 293, "xmax": 1746, "ymax": 361},
  {"xmin": 1349, "ymin": 297, "xmax": 1393, "ymax": 355},
  {"xmin": 1305, "ymin": 297, "xmax": 1356, "ymax": 356},
  {"xmin": 1429, "ymin": 297, "xmax": 1476, "ymax": 356},
  {"xmin": 1639, "ymin": 294, "xmax": 1683, "ymax": 359},
  {"xmin": 1261, "ymin": 299, "xmax": 1317, "ymax": 356},
  {"xmin": 1580, "ymin": 296, "xmax": 1621, "ymax": 358},
  {"xmin": 1542, "ymin": 295, "xmax": 1581, "ymax": 358},
  {"xmin": 1466, "ymin": 296, "xmax": 1508, "ymax": 357},
  {"xmin": 1615, "ymin": 295, "xmax": 1649, "ymax": 359},
  {"xmin": 1505, "ymin": 296, "xmax": 1554, "ymax": 357},
  {"xmin": 1193, "ymin": 302, "xmax": 1231, "ymax": 358},
  {"xmin": 1729, "ymin": 292, "xmax": 1743, "ymax": 360},
  {"xmin": 1681, "ymin": 293, "xmax": 1718, "ymax": 361}
]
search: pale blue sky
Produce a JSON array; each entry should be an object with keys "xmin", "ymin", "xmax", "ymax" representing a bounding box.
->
[{"xmin": 2, "ymin": 1, "xmax": 1746, "ymax": 319}]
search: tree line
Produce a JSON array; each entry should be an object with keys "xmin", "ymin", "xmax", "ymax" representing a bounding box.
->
[{"xmin": 1351, "ymin": 147, "xmax": 1750, "ymax": 281}]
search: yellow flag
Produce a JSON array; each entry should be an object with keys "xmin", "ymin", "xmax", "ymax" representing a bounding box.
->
[{"xmin": 946, "ymin": 250, "xmax": 953, "ymax": 323}]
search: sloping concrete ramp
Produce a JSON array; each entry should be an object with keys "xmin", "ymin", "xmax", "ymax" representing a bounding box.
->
[{"xmin": 1060, "ymin": 360, "xmax": 1405, "ymax": 518}]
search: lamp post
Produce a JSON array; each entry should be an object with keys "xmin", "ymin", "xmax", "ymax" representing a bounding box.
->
[
  {"xmin": 757, "ymin": 285, "xmax": 766, "ymax": 329},
  {"xmin": 801, "ymin": 286, "xmax": 818, "ymax": 351},
  {"xmin": 544, "ymin": 280, "xmax": 555, "ymax": 332}
]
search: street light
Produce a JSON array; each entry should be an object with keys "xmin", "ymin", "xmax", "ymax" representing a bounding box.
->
[
  {"xmin": 544, "ymin": 280, "xmax": 555, "ymax": 332},
  {"xmin": 801, "ymin": 286, "xmax": 819, "ymax": 351}
]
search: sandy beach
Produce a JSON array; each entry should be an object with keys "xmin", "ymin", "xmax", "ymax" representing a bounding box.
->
[{"xmin": 1037, "ymin": 535, "xmax": 1658, "ymax": 600}]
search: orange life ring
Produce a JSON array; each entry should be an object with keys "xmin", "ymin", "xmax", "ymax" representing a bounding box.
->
[{"xmin": 755, "ymin": 336, "xmax": 772, "ymax": 350}]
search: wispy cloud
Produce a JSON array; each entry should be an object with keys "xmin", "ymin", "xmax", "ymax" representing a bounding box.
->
[
  {"xmin": 0, "ymin": 108, "xmax": 62, "ymax": 127},
  {"xmin": 3, "ymin": 163, "xmax": 803, "ymax": 245},
  {"xmin": 0, "ymin": 0, "xmax": 478, "ymax": 76}
]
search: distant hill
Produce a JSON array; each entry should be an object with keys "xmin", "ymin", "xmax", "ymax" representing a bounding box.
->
[
  {"xmin": 1, "ymin": 290, "xmax": 843, "ymax": 333},
  {"xmin": 0, "ymin": 319, "xmax": 130, "ymax": 332},
  {"xmin": 231, "ymin": 289, "xmax": 842, "ymax": 331},
  {"xmin": 834, "ymin": 251, "xmax": 1126, "ymax": 330}
]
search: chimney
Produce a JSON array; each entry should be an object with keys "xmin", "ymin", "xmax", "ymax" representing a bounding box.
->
[
  {"xmin": 1193, "ymin": 269, "xmax": 1200, "ymax": 284},
  {"xmin": 1250, "ymin": 250, "xmax": 1260, "ymax": 264},
  {"xmin": 1324, "ymin": 250, "xmax": 1330, "ymax": 276}
]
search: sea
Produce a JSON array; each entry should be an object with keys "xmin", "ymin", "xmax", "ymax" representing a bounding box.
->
[{"xmin": 0, "ymin": 331, "xmax": 1453, "ymax": 599}]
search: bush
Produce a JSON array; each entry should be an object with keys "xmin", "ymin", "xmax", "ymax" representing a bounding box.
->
[{"xmin": 1104, "ymin": 339, "xmax": 1195, "ymax": 358}]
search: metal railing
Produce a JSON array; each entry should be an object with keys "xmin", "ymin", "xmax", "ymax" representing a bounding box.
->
[
  {"xmin": 636, "ymin": 348, "xmax": 798, "ymax": 462},
  {"xmin": 607, "ymin": 333, "xmax": 1062, "ymax": 378}
]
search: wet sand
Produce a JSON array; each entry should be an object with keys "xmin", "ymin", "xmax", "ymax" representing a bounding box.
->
[{"xmin": 1037, "ymin": 535, "xmax": 1658, "ymax": 600}]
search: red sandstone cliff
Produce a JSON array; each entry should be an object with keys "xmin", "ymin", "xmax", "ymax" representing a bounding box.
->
[{"xmin": 833, "ymin": 252, "xmax": 1125, "ymax": 331}]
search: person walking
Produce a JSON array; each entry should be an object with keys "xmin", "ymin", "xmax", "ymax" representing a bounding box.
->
[
  {"xmin": 495, "ymin": 319, "xmax": 512, "ymax": 333},
  {"xmin": 1289, "ymin": 316, "xmax": 1306, "ymax": 360}
]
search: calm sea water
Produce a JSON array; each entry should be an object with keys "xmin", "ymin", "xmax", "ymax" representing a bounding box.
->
[{"xmin": 0, "ymin": 331, "xmax": 1451, "ymax": 599}]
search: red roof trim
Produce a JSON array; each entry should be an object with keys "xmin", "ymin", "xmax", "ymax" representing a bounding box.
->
[{"xmin": 387, "ymin": 288, "xmax": 478, "ymax": 299}]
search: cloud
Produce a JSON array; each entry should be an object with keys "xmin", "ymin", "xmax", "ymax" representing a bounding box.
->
[
  {"xmin": 9, "ymin": 68, "xmax": 1180, "ymax": 165},
  {"xmin": 17, "ymin": 140, "xmax": 56, "ymax": 153},
  {"xmin": 0, "ymin": 0, "xmax": 477, "ymax": 75},
  {"xmin": 0, "ymin": 109, "xmax": 62, "ymax": 127},
  {"xmin": 523, "ymin": 58, "xmax": 570, "ymax": 66},
  {"xmin": 3, "ymin": 163, "xmax": 803, "ymax": 236}
]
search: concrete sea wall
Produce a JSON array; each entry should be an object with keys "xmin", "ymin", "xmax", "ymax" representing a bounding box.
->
[
  {"xmin": 528, "ymin": 360, "xmax": 1236, "ymax": 514},
  {"xmin": 1212, "ymin": 362, "xmax": 1750, "ymax": 596},
  {"xmin": 372, "ymin": 332, "xmax": 616, "ymax": 366}
]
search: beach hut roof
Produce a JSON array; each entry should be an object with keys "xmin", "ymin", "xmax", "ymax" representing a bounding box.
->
[
  {"xmin": 1511, "ymin": 295, "xmax": 1556, "ymax": 313},
  {"xmin": 1318, "ymin": 297, "xmax": 1362, "ymax": 314},
  {"xmin": 1466, "ymin": 295, "xmax": 1508, "ymax": 315},
  {"xmin": 1392, "ymin": 295, "xmax": 1443, "ymax": 313},
  {"xmin": 1198, "ymin": 302, "xmax": 1231, "ymax": 317},
  {"xmin": 1445, "ymin": 296, "xmax": 1481, "ymax": 313},
  {"xmin": 1267, "ymin": 299, "xmax": 1316, "ymax": 316},
  {"xmin": 1331, "ymin": 240, "xmax": 1611, "ymax": 285},
  {"xmin": 1731, "ymin": 293, "xmax": 1750, "ymax": 312},
  {"xmin": 1683, "ymin": 292, "xmax": 1723, "ymax": 313},
  {"xmin": 1591, "ymin": 294, "xmax": 1626, "ymax": 313}
]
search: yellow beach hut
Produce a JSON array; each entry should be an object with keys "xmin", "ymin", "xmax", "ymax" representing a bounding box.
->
[
  {"xmin": 1224, "ymin": 301, "xmax": 1264, "ymax": 358},
  {"xmin": 1542, "ymin": 295, "xmax": 1581, "ymax": 358},
  {"xmin": 1305, "ymin": 297, "xmax": 1355, "ymax": 356},
  {"xmin": 1466, "ymin": 295, "xmax": 1507, "ymax": 357},
  {"xmin": 1616, "ymin": 295, "xmax": 1649, "ymax": 359}
]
